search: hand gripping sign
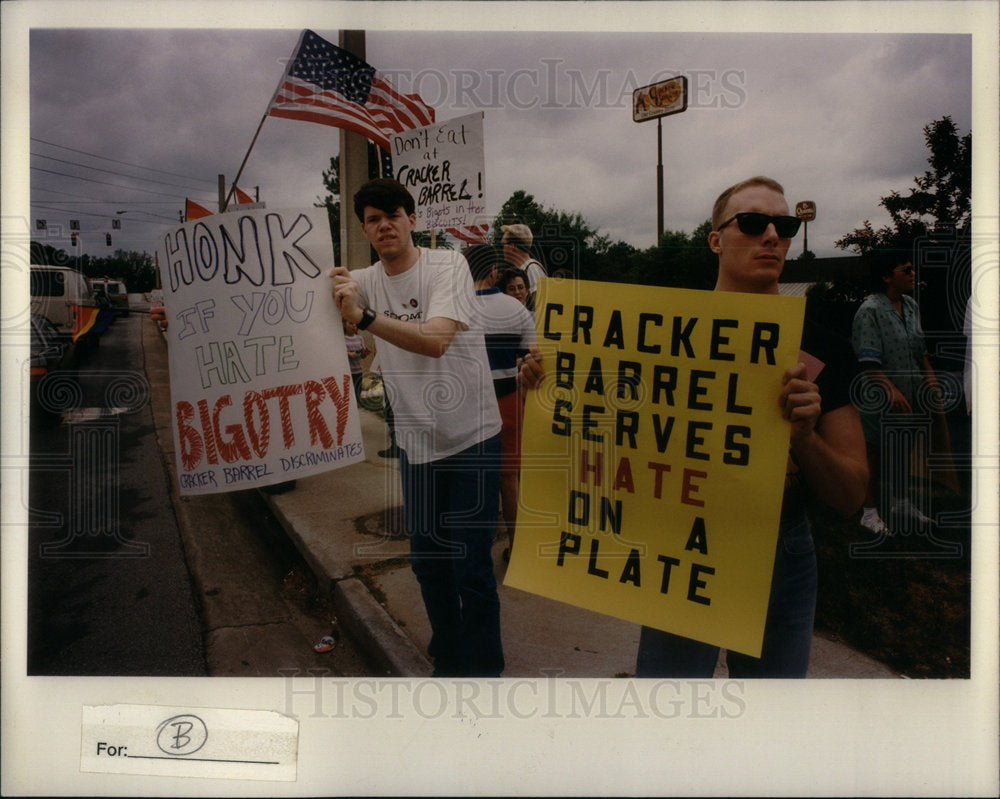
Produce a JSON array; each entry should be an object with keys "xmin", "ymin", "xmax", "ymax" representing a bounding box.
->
[
  {"xmin": 157, "ymin": 207, "xmax": 364, "ymax": 495},
  {"xmin": 505, "ymin": 278, "xmax": 805, "ymax": 657}
]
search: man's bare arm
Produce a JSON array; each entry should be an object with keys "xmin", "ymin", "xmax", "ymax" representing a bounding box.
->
[
  {"xmin": 331, "ymin": 266, "xmax": 458, "ymax": 358},
  {"xmin": 780, "ymin": 363, "xmax": 868, "ymax": 516}
]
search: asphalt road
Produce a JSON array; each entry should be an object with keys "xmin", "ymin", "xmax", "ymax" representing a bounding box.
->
[
  {"xmin": 27, "ymin": 302, "xmax": 371, "ymax": 677},
  {"xmin": 27, "ymin": 310, "xmax": 206, "ymax": 675}
]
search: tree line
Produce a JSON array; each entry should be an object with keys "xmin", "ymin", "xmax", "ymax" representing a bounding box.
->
[
  {"xmin": 30, "ymin": 116, "xmax": 970, "ymax": 324},
  {"xmin": 29, "ymin": 242, "xmax": 159, "ymax": 292}
]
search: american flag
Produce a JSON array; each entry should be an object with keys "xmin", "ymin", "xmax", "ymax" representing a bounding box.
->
[
  {"xmin": 447, "ymin": 223, "xmax": 491, "ymax": 244},
  {"xmin": 268, "ymin": 30, "xmax": 435, "ymax": 150}
]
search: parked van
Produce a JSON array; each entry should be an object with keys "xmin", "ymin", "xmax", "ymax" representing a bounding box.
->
[
  {"xmin": 93, "ymin": 277, "xmax": 130, "ymax": 316},
  {"xmin": 29, "ymin": 266, "xmax": 100, "ymax": 350}
]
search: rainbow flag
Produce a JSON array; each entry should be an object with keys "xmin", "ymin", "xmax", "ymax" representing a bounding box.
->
[{"xmin": 72, "ymin": 305, "xmax": 116, "ymax": 342}]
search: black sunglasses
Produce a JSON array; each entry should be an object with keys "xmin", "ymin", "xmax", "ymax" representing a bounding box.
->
[{"xmin": 716, "ymin": 212, "xmax": 802, "ymax": 238}]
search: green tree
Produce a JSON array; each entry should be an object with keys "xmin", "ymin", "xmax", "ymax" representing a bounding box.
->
[
  {"xmin": 621, "ymin": 220, "xmax": 716, "ymax": 290},
  {"xmin": 836, "ymin": 116, "xmax": 971, "ymax": 254},
  {"xmin": 830, "ymin": 116, "xmax": 972, "ymax": 355},
  {"xmin": 30, "ymin": 241, "xmax": 74, "ymax": 268},
  {"xmin": 491, "ymin": 190, "xmax": 606, "ymax": 280},
  {"xmin": 491, "ymin": 190, "xmax": 721, "ymax": 290},
  {"xmin": 81, "ymin": 249, "xmax": 159, "ymax": 291},
  {"xmin": 316, "ymin": 154, "xmax": 343, "ymax": 262},
  {"xmin": 31, "ymin": 242, "xmax": 157, "ymax": 291}
]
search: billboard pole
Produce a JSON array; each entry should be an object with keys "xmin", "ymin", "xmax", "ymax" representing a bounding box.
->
[
  {"xmin": 657, "ymin": 118, "xmax": 664, "ymax": 242},
  {"xmin": 795, "ymin": 201, "xmax": 816, "ymax": 256},
  {"xmin": 633, "ymin": 76, "xmax": 687, "ymax": 248}
]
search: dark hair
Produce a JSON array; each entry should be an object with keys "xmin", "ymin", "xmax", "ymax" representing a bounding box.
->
[
  {"xmin": 866, "ymin": 244, "xmax": 912, "ymax": 292},
  {"xmin": 497, "ymin": 267, "xmax": 529, "ymax": 293},
  {"xmin": 353, "ymin": 178, "xmax": 415, "ymax": 222},
  {"xmin": 463, "ymin": 244, "xmax": 502, "ymax": 283}
]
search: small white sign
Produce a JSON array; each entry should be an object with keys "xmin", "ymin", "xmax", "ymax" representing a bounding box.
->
[
  {"xmin": 389, "ymin": 112, "xmax": 486, "ymax": 233},
  {"xmin": 81, "ymin": 704, "xmax": 298, "ymax": 782}
]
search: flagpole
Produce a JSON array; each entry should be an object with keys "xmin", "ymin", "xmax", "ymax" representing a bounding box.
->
[
  {"xmin": 339, "ymin": 30, "xmax": 370, "ymax": 271},
  {"xmin": 221, "ymin": 113, "xmax": 268, "ymax": 212},
  {"xmin": 222, "ymin": 29, "xmax": 307, "ymax": 212}
]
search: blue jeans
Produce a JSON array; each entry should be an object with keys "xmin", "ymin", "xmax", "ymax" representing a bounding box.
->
[
  {"xmin": 635, "ymin": 515, "xmax": 817, "ymax": 678},
  {"xmin": 399, "ymin": 435, "xmax": 503, "ymax": 677}
]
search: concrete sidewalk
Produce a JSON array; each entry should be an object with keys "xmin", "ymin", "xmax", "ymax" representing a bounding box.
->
[{"xmin": 259, "ymin": 406, "xmax": 901, "ymax": 679}]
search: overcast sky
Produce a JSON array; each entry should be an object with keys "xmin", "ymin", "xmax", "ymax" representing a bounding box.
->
[
  {"xmin": 12, "ymin": 3, "xmax": 987, "ymax": 262},
  {"xmin": 3, "ymin": 4, "xmax": 1000, "ymax": 794}
]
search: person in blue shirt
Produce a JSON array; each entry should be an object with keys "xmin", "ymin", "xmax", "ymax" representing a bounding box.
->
[{"xmin": 851, "ymin": 247, "xmax": 942, "ymax": 536}]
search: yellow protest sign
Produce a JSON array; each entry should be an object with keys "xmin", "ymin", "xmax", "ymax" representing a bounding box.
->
[{"xmin": 505, "ymin": 278, "xmax": 805, "ymax": 657}]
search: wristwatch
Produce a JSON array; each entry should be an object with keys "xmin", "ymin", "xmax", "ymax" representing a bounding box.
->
[{"xmin": 357, "ymin": 307, "xmax": 377, "ymax": 330}]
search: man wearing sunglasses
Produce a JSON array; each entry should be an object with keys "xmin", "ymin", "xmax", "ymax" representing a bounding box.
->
[{"xmin": 519, "ymin": 175, "xmax": 868, "ymax": 677}]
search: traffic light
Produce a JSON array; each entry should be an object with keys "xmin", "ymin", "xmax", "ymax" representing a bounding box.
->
[
  {"xmin": 106, "ymin": 233, "xmax": 112, "ymax": 246},
  {"xmin": 71, "ymin": 233, "xmax": 77, "ymax": 246}
]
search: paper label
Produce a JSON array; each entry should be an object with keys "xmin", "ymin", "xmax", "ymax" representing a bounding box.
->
[{"xmin": 81, "ymin": 704, "xmax": 298, "ymax": 781}]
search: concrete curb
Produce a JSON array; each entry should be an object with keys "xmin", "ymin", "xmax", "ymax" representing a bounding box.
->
[
  {"xmin": 331, "ymin": 577, "xmax": 432, "ymax": 677},
  {"xmin": 258, "ymin": 490, "xmax": 433, "ymax": 677}
]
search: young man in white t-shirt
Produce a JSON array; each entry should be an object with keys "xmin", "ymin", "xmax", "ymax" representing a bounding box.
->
[{"xmin": 331, "ymin": 179, "xmax": 503, "ymax": 677}]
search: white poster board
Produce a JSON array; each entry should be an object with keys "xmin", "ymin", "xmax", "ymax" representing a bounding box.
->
[
  {"xmin": 157, "ymin": 207, "xmax": 364, "ymax": 495},
  {"xmin": 389, "ymin": 112, "xmax": 486, "ymax": 232}
]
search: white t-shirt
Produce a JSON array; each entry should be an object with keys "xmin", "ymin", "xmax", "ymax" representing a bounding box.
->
[
  {"xmin": 354, "ymin": 247, "xmax": 501, "ymax": 464},
  {"xmin": 522, "ymin": 258, "xmax": 546, "ymax": 295},
  {"xmin": 472, "ymin": 287, "xmax": 537, "ymax": 384}
]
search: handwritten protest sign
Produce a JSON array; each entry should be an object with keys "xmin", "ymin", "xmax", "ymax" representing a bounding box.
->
[
  {"xmin": 505, "ymin": 278, "xmax": 805, "ymax": 657},
  {"xmin": 157, "ymin": 207, "xmax": 364, "ymax": 496},
  {"xmin": 389, "ymin": 112, "xmax": 486, "ymax": 233}
]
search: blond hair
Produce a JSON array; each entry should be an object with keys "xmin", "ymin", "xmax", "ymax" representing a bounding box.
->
[{"xmin": 711, "ymin": 176, "xmax": 785, "ymax": 230}]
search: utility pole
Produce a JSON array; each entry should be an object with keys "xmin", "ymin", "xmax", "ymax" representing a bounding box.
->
[{"xmin": 339, "ymin": 30, "xmax": 371, "ymax": 271}]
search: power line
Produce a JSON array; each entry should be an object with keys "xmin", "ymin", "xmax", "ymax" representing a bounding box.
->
[
  {"xmin": 32, "ymin": 199, "xmax": 181, "ymax": 204},
  {"xmin": 30, "ymin": 165, "xmax": 203, "ymax": 200},
  {"xmin": 31, "ymin": 152, "xmax": 212, "ymax": 193},
  {"xmin": 32, "ymin": 185, "xmax": 184, "ymax": 205},
  {"xmin": 31, "ymin": 203, "xmax": 178, "ymax": 224},
  {"xmin": 31, "ymin": 136, "xmax": 216, "ymax": 185}
]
